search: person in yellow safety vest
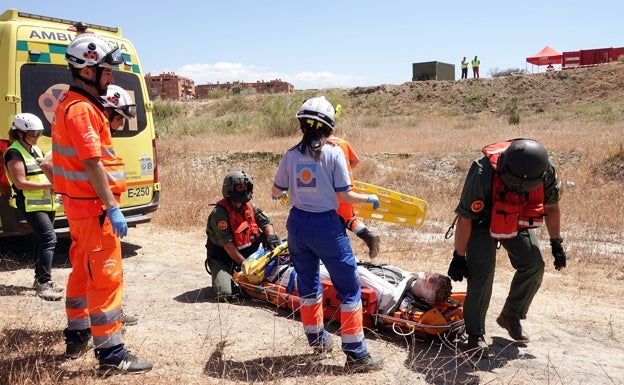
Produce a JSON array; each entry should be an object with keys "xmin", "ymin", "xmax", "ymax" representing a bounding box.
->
[
  {"xmin": 3, "ymin": 113, "xmax": 61, "ymax": 301},
  {"xmin": 51, "ymin": 33, "xmax": 152, "ymax": 375},
  {"xmin": 472, "ymin": 56, "xmax": 480, "ymax": 78},
  {"xmin": 461, "ymin": 57, "xmax": 468, "ymax": 79}
]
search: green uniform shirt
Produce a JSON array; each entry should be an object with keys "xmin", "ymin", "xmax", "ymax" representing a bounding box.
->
[
  {"xmin": 455, "ymin": 156, "xmax": 562, "ymax": 226},
  {"xmin": 205, "ymin": 203, "xmax": 272, "ymax": 263}
]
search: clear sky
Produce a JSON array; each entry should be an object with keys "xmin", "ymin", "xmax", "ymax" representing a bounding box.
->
[{"xmin": 4, "ymin": 1, "xmax": 623, "ymax": 90}]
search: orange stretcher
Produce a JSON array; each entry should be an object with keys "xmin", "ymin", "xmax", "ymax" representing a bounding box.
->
[{"xmin": 232, "ymin": 270, "xmax": 466, "ymax": 341}]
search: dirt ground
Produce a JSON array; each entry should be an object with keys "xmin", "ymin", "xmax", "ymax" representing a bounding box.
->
[
  {"xmin": 3, "ymin": 64, "xmax": 624, "ymax": 384},
  {"xmin": 1, "ymin": 220, "xmax": 623, "ymax": 385}
]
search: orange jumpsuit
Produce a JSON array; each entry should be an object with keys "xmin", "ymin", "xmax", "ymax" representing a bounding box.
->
[{"xmin": 52, "ymin": 86, "xmax": 127, "ymax": 352}]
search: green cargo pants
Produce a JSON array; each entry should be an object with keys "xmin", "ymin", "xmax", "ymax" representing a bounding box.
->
[
  {"xmin": 464, "ymin": 227, "xmax": 545, "ymax": 336},
  {"xmin": 206, "ymin": 257, "xmax": 239, "ymax": 298}
]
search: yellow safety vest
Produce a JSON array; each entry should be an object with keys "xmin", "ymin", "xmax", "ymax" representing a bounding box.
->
[{"xmin": 4, "ymin": 142, "xmax": 55, "ymax": 212}]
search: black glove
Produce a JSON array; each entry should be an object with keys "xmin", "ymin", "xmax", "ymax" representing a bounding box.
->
[
  {"xmin": 447, "ymin": 251, "xmax": 468, "ymax": 282},
  {"xmin": 266, "ymin": 234, "xmax": 281, "ymax": 251},
  {"xmin": 550, "ymin": 237, "xmax": 566, "ymax": 270}
]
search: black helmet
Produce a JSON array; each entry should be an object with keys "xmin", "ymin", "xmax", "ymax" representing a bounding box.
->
[
  {"xmin": 222, "ymin": 171, "xmax": 253, "ymax": 203},
  {"xmin": 497, "ymin": 139, "xmax": 549, "ymax": 193}
]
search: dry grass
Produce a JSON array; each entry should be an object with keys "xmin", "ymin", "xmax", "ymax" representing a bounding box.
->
[{"xmin": 2, "ymin": 64, "xmax": 624, "ymax": 384}]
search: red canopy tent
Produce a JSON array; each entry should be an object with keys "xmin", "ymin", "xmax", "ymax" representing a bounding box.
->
[{"xmin": 526, "ymin": 46, "xmax": 562, "ymax": 72}]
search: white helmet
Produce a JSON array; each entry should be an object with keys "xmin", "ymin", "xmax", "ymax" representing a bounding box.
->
[
  {"xmin": 296, "ymin": 96, "xmax": 336, "ymax": 128},
  {"xmin": 11, "ymin": 113, "xmax": 44, "ymax": 132},
  {"xmin": 101, "ymin": 85, "xmax": 137, "ymax": 119},
  {"xmin": 65, "ymin": 33, "xmax": 123, "ymax": 69}
]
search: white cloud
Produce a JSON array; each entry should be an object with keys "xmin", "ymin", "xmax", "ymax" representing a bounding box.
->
[{"xmin": 152, "ymin": 62, "xmax": 370, "ymax": 90}]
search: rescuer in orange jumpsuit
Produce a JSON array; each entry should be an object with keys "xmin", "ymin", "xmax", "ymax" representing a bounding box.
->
[{"xmin": 52, "ymin": 33, "xmax": 152, "ymax": 375}]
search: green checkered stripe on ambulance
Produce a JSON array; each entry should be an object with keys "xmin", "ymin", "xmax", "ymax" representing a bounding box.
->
[{"xmin": 16, "ymin": 40, "xmax": 141, "ymax": 74}]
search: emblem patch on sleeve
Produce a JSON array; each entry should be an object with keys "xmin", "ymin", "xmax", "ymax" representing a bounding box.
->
[
  {"xmin": 470, "ymin": 200, "xmax": 484, "ymax": 213},
  {"xmin": 217, "ymin": 220, "xmax": 228, "ymax": 230}
]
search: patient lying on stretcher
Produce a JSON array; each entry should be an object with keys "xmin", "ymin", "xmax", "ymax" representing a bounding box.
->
[{"xmin": 257, "ymin": 252, "xmax": 453, "ymax": 316}]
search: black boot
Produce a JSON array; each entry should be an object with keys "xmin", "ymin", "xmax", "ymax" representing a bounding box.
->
[
  {"xmin": 357, "ymin": 228, "xmax": 380, "ymax": 258},
  {"xmin": 497, "ymin": 311, "xmax": 530, "ymax": 341}
]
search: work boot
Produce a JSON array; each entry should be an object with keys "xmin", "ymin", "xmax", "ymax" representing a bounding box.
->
[
  {"xmin": 33, "ymin": 279, "xmax": 64, "ymax": 293},
  {"xmin": 121, "ymin": 309, "xmax": 139, "ymax": 326},
  {"xmin": 357, "ymin": 229, "xmax": 380, "ymax": 258},
  {"xmin": 34, "ymin": 281, "xmax": 63, "ymax": 301},
  {"xmin": 497, "ymin": 311, "xmax": 530, "ymax": 342},
  {"xmin": 64, "ymin": 328, "xmax": 93, "ymax": 359},
  {"xmin": 465, "ymin": 335, "xmax": 490, "ymax": 359},
  {"xmin": 344, "ymin": 354, "xmax": 384, "ymax": 373},
  {"xmin": 98, "ymin": 352, "xmax": 153, "ymax": 376},
  {"xmin": 312, "ymin": 334, "xmax": 334, "ymax": 357}
]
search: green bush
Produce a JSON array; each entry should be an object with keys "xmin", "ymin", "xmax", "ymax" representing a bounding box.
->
[
  {"xmin": 506, "ymin": 98, "xmax": 520, "ymax": 124},
  {"xmin": 152, "ymin": 99, "xmax": 185, "ymax": 138}
]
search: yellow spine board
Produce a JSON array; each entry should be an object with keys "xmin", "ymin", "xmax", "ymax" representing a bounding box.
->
[{"xmin": 352, "ymin": 180, "xmax": 428, "ymax": 227}]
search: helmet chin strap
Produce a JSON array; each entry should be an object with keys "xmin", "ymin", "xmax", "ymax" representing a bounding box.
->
[{"xmin": 74, "ymin": 67, "xmax": 108, "ymax": 96}]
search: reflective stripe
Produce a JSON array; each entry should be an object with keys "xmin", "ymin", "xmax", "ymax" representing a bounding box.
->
[
  {"xmin": 66, "ymin": 294, "xmax": 88, "ymax": 309},
  {"xmin": 341, "ymin": 331, "xmax": 365, "ymax": 344},
  {"xmin": 56, "ymin": 168, "xmax": 90, "ymax": 182},
  {"xmin": 300, "ymin": 294, "xmax": 322, "ymax": 307},
  {"xmin": 490, "ymin": 231, "xmax": 518, "ymax": 239},
  {"xmin": 93, "ymin": 330, "xmax": 123, "ymax": 349},
  {"xmin": 519, "ymin": 219, "xmax": 543, "ymax": 227},
  {"xmin": 341, "ymin": 301, "xmax": 362, "ymax": 313},
  {"xmin": 67, "ymin": 317, "xmax": 91, "ymax": 330},
  {"xmin": 303, "ymin": 324, "xmax": 324, "ymax": 335},
  {"xmin": 26, "ymin": 198, "xmax": 52, "ymax": 206},
  {"xmin": 90, "ymin": 308, "xmax": 122, "ymax": 326},
  {"xmin": 53, "ymin": 142, "xmax": 79, "ymax": 157}
]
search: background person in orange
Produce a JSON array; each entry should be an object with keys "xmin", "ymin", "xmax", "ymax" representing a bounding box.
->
[
  {"xmin": 52, "ymin": 33, "xmax": 152, "ymax": 374},
  {"xmin": 327, "ymin": 106, "xmax": 380, "ymax": 258},
  {"xmin": 100, "ymin": 84, "xmax": 137, "ymax": 134}
]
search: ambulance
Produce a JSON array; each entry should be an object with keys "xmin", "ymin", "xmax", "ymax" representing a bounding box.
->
[{"xmin": 0, "ymin": 9, "xmax": 160, "ymax": 237}]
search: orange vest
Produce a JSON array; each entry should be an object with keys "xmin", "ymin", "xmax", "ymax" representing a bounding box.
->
[
  {"xmin": 52, "ymin": 88, "xmax": 126, "ymax": 205},
  {"xmin": 215, "ymin": 198, "xmax": 260, "ymax": 250},
  {"xmin": 328, "ymin": 135, "xmax": 355, "ymax": 179},
  {"xmin": 483, "ymin": 141, "xmax": 545, "ymax": 239}
]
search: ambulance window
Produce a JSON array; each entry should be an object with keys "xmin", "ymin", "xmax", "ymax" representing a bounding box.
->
[
  {"xmin": 20, "ymin": 64, "xmax": 71, "ymax": 136},
  {"xmin": 112, "ymin": 72, "xmax": 147, "ymax": 138},
  {"xmin": 20, "ymin": 64, "xmax": 147, "ymax": 138}
]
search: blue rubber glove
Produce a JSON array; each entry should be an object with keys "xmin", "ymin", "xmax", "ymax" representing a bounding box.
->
[
  {"xmin": 106, "ymin": 206, "xmax": 128, "ymax": 238},
  {"xmin": 366, "ymin": 194, "xmax": 380, "ymax": 210}
]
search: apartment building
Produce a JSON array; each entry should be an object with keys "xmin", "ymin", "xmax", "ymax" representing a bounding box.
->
[
  {"xmin": 195, "ymin": 79, "xmax": 294, "ymax": 98},
  {"xmin": 145, "ymin": 72, "xmax": 195, "ymax": 100}
]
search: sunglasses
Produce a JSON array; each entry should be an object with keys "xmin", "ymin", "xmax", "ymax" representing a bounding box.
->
[{"xmin": 25, "ymin": 131, "xmax": 44, "ymax": 138}]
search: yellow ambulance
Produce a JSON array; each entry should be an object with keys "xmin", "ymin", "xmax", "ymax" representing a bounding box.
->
[{"xmin": 0, "ymin": 9, "xmax": 160, "ymax": 237}]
